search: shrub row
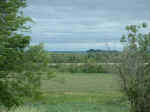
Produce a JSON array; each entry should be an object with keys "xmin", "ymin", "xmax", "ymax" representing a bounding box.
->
[{"xmin": 49, "ymin": 63, "xmax": 112, "ymax": 73}]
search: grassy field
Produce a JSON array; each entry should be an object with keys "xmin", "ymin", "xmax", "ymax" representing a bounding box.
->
[{"xmin": 10, "ymin": 73, "xmax": 129, "ymax": 112}]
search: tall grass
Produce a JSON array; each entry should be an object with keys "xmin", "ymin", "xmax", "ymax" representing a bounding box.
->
[
  {"xmin": 8, "ymin": 106, "xmax": 44, "ymax": 112},
  {"xmin": 7, "ymin": 104, "xmax": 128, "ymax": 112}
]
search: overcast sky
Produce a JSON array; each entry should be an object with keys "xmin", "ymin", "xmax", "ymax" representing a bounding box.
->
[{"xmin": 24, "ymin": 0, "xmax": 150, "ymax": 51}]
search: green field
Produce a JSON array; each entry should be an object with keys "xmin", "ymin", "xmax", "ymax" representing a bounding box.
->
[{"xmin": 24, "ymin": 73, "xmax": 129, "ymax": 112}]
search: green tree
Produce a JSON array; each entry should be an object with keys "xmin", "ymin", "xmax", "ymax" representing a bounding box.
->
[
  {"xmin": 0, "ymin": 0, "xmax": 52, "ymax": 108},
  {"xmin": 118, "ymin": 23, "xmax": 150, "ymax": 112}
]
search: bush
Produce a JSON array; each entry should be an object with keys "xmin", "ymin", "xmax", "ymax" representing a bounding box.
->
[
  {"xmin": 118, "ymin": 23, "xmax": 150, "ymax": 112},
  {"xmin": 50, "ymin": 63, "xmax": 109, "ymax": 73},
  {"xmin": 80, "ymin": 63, "xmax": 102, "ymax": 73}
]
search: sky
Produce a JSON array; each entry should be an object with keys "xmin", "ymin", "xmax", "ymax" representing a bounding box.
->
[{"xmin": 24, "ymin": 0, "xmax": 150, "ymax": 51}]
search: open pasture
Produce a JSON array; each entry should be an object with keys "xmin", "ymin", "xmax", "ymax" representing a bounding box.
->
[{"xmin": 27, "ymin": 73, "xmax": 129, "ymax": 112}]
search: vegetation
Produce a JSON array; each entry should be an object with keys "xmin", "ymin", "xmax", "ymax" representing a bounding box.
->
[
  {"xmin": 49, "ymin": 50, "xmax": 120, "ymax": 63},
  {"xmin": 118, "ymin": 23, "xmax": 150, "ymax": 112},
  {"xmin": 7, "ymin": 73, "xmax": 128, "ymax": 112},
  {"xmin": 0, "ymin": 0, "xmax": 52, "ymax": 109},
  {"xmin": 7, "ymin": 104, "xmax": 127, "ymax": 112},
  {"xmin": 7, "ymin": 106, "xmax": 44, "ymax": 112},
  {"xmin": 1, "ymin": 1, "xmax": 149, "ymax": 112},
  {"xmin": 49, "ymin": 63, "xmax": 110, "ymax": 73}
]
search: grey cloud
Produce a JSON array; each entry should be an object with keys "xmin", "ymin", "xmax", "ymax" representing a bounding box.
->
[
  {"xmin": 31, "ymin": 42, "xmax": 123, "ymax": 51},
  {"xmin": 25, "ymin": 0, "xmax": 150, "ymax": 51}
]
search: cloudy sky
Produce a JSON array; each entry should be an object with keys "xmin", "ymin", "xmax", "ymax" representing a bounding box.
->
[{"xmin": 24, "ymin": 0, "xmax": 150, "ymax": 51}]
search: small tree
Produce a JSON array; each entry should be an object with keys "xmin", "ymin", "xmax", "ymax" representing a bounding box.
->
[{"xmin": 118, "ymin": 23, "xmax": 150, "ymax": 112}]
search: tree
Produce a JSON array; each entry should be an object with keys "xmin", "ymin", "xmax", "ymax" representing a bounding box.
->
[
  {"xmin": 118, "ymin": 23, "xmax": 150, "ymax": 112},
  {"xmin": 0, "ymin": 0, "xmax": 52, "ymax": 108}
]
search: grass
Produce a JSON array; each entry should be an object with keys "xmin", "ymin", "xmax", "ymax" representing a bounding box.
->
[
  {"xmin": 8, "ymin": 104, "xmax": 128, "ymax": 112},
  {"xmin": 8, "ymin": 106, "xmax": 44, "ymax": 112},
  {"xmin": 11, "ymin": 73, "xmax": 129, "ymax": 112},
  {"xmin": 42, "ymin": 73, "xmax": 120, "ymax": 93}
]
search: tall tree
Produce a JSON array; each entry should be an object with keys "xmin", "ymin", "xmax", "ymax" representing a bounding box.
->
[{"xmin": 0, "ymin": 0, "xmax": 52, "ymax": 108}]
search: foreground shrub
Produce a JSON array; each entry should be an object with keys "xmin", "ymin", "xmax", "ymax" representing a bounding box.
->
[{"xmin": 118, "ymin": 23, "xmax": 150, "ymax": 112}]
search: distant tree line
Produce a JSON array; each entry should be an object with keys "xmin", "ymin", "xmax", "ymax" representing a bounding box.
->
[
  {"xmin": 87, "ymin": 49, "xmax": 119, "ymax": 53},
  {"xmin": 49, "ymin": 50, "xmax": 120, "ymax": 63},
  {"xmin": 49, "ymin": 63, "xmax": 111, "ymax": 73}
]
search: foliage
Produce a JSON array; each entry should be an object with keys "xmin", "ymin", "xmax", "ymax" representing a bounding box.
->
[
  {"xmin": 49, "ymin": 51, "xmax": 120, "ymax": 63},
  {"xmin": 49, "ymin": 63, "xmax": 108, "ymax": 73},
  {"xmin": 0, "ymin": 0, "xmax": 52, "ymax": 108},
  {"xmin": 118, "ymin": 23, "xmax": 150, "ymax": 112}
]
